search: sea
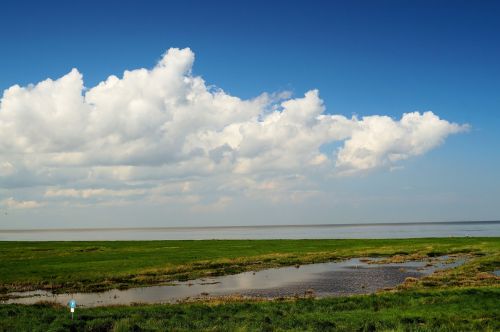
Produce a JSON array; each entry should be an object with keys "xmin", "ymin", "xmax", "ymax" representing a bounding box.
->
[{"xmin": 0, "ymin": 221, "xmax": 499, "ymax": 241}]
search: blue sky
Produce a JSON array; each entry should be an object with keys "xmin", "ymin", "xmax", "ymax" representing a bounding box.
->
[{"xmin": 0, "ymin": 0, "xmax": 499, "ymax": 228}]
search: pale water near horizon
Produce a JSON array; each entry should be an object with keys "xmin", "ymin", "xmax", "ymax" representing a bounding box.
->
[{"xmin": 0, "ymin": 221, "xmax": 498, "ymax": 241}]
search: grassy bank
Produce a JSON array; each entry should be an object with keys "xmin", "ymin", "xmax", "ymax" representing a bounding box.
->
[
  {"xmin": 1, "ymin": 287, "xmax": 499, "ymax": 331},
  {"xmin": 1, "ymin": 237, "xmax": 499, "ymax": 294},
  {"xmin": 1, "ymin": 238, "xmax": 499, "ymax": 331}
]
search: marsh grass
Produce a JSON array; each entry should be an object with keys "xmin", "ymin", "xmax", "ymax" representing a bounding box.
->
[
  {"xmin": 1, "ymin": 238, "xmax": 498, "ymax": 294},
  {"xmin": 0, "ymin": 238, "xmax": 499, "ymax": 331},
  {"xmin": 400, "ymin": 251, "xmax": 500, "ymax": 290},
  {"xmin": 0, "ymin": 287, "xmax": 498, "ymax": 331}
]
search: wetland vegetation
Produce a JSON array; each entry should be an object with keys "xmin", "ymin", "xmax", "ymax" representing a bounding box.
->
[
  {"xmin": 0, "ymin": 237, "xmax": 498, "ymax": 294},
  {"xmin": 0, "ymin": 237, "xmax": 498, "ymax": 331}
]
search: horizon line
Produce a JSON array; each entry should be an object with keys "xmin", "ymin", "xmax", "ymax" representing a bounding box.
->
[{"xmin": 0, "ymin": 220, "xmax": 499, "ymax": 233}]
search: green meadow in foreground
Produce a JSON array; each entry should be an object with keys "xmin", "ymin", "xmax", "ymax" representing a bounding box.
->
[
  {"xmin": 0, "ymin": 237, "xmax": 499, "ymax": 293},
  {"xmin": 0, "ymin": 238, "xmax": 499, "ymax": 331},
  {"xmin": 1, "ymin": 288, "xmax": 499, "ymax": 331}
]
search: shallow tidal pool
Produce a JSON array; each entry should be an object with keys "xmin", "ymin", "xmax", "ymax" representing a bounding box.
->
[{"xmin": 3, "ymin": 256, "xmax": 465, "ymax": 307}]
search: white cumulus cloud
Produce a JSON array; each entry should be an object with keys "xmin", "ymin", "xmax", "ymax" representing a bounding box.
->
[
  {"xmin": 335, "ymin": 112, "xmax": 468, "ymax": 173},
  {"xmin": 0, "ymin": 48, "xmax": 468, "ymax": 208}
]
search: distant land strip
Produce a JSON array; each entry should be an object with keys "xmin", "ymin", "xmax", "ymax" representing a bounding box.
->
[{"xmin": 0, "ymin": 220, "xmax": 499, "ymax": 233}]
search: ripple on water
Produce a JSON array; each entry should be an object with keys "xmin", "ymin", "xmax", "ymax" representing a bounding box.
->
[{"xmin": 2, "ymin": 256, "xmax": 466, "ymax": 307}]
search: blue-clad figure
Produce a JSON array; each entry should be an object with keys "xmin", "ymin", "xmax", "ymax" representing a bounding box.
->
[{"xmin": 68, "ymin": 299, "xmax": 76, "ymax": 320}]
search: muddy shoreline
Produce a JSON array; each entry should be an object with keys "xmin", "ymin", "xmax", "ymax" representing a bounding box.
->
[{"xmin": 2, "ymin": 256, "xmax": 465, "ymax": 307}]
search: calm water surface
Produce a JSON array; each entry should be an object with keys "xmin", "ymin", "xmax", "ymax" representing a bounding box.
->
[
  {"xmin": 3, "ymin": 257, "xmax": 465, "ymax": 307},
  {"xmin": 0, "ymin": 221, "xmax": 498, "ymax": 241}
]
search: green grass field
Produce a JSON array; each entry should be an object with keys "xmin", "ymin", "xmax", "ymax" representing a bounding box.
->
[
  {"xmin": 1, "ymin": 238, "xmax": 499, "ymax": 331},
  {"xmin": 1, "ymin": 237, "xmax": 498, "ymax": 293},
  {"xmin": 1, "ymin": 288, "xmax": 498, "ymax": 331}
]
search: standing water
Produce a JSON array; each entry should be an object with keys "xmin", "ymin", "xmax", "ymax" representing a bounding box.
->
[
  {"xmin": 0, "ymin": 221, "xmax": 499, "ymax": 241},
  {"xmin": 3, "ymin": 256, "xmax": 465, "ymax": 307}
]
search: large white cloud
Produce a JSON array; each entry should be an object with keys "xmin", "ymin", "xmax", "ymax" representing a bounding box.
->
[{"xmin": 0, "ymin": 48, "xmax": 468, "ymax": 208}]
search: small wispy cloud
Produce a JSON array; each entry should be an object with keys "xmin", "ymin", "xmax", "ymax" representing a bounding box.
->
[{"xmin": 1, "ymin": 197, "xmax": 44, "ymax": 209}]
